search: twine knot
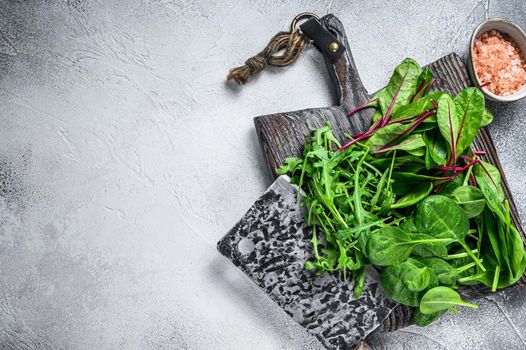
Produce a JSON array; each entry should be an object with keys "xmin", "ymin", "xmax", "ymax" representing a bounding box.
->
[{"xmin": 227, "ymin": 30, "xmax": 309, "ymax": 85}]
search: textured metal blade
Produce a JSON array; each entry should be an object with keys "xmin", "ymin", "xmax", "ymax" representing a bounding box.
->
[{"xmin": 217, "ymin": 175, "xmax": 398, "ymax": 350}]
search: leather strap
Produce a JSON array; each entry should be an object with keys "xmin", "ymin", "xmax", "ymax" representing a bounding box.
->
[{"xmin": 300, "ymin": 17, "xmax": 345, "ymax": 64}]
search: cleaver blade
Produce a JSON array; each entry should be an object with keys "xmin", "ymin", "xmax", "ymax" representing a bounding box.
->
[{"xmin": 217, "ymin": 175, "xmax": 398, "ymax": 349}]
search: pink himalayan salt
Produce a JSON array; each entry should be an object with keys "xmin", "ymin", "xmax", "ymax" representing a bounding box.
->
[{"xmin": 473, "ymin": 29, "xmax": 526, "ymax": 96}]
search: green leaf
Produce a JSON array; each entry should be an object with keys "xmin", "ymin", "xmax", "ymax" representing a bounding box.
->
[
  {"xmin": 453, "ymin": 87, "xmax": 485, "ymax": 156},
  {"xmin": 381, "ymin": 262, "xmax": 424, "ymax": 307},
  {"xmin": 353, "ymin": 266, "xmax": 366, "ymax": 298},
  {"xmin": 402, "ymin": 261, "xmax": 432, "ymax": 292},
  {"xmin": 365, "ymin": 123, "xmax": 413, "ymax": 151},
  {"xmin": 376, "ymin": 58, "xmax": 423, "ymax": 117},
  {"xmin": 451, "ymin": 185, "xmax": 486, "ymax": 218},
  {"xmin": 411, "ymin": 240, "xmax": 448, "ymax": 258},
  {"xmin": 480, "ymin": 107, "xmax": 494, "ymax": 127},
  {"xmin": 406, "ymin": 147, "xmax": 425, "ymax": 157},
  {"xmin": 415, "ymin": 195, "xmax": 469, "ymax": 241},
  {"xmin": 420, "ymin": 257, "xmax": 465, "ymax": 286},
  {"xmin": 277, "ymin": 157, "xmax": 303, "ymax": 175},
  {"xmin": 419, "ymin": 286, "xmax": 478, "ymax": 315},
  {"xmin": 392, "ymin": 91, "xmax": 444, "ymax": 122},
  {"xmin": 438, "ymin": 173, "xmax": 466, "ymax": 197},
  {"xmin": 413, "ymin": 68, "xmax": 434, "ymax": 101},
  {"xmin": 365, "ymin": 227, "xmax": 450, "ymax": 266},
  {"xmin": 365, "ymin": 227, "xmax": 414, "ymax": 266},
  {"xmin": 392, "ymin": 182, "xmax": 433, "ymax": 209},
  {"xmin": 390, "ymin": 133, "xmax": 426, "ymax": 152},
  {"xmin": 474, "ymin": 160, "xmax": 504, "ymax": 203},
  {"xmin": 436, "ymin": 94, "xmax": 458, "ymax": 160},
  {"xmin": 413, "ymin": 308, "xmax": 446, "ymax": 326}
]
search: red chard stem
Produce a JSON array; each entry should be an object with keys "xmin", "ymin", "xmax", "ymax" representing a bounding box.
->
[{"xmin": 348, "ymin": 98, "xmax": 379, "ymax": 117}]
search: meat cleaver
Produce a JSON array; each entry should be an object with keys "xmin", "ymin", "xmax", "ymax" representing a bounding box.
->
[{"xmin": 217, "ymin": 175, "xmax": 398, "ymax": 349}]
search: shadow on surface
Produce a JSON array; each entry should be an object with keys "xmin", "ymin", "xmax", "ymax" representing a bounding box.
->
[{"xmin": 207, "ymin": 254, "xmax": 320, "ymax": 347}]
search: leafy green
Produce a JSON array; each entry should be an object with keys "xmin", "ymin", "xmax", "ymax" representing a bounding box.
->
[
  {"xmin": 392, "ymin": 182, "xmax": 433, "ymax": 209},
  {"xmin": 413, "ymin": 309, "xmax": 446, "ymax": 327},
  {"xmin": 381, "ymin": 259, "xmax": 436, "ymax": 307},
  {"xmin": 365, "ymin": 227, "xmax": 450, "ymax": 266},
  {"xmin": 277, "ymin": 57, "xmax": 526, "ymax": 328},
  {"xmin": 419, "ymin": 286, "xmax": 478, "ymax": 314},
  {"xmin": 453, "ymin": 88, "xmax": 484, "ymax": 156},
  {"xmin": 451, "ymin": 185, "xmax": 485, "ymax": 218},
  {"xmin": 436, "ymin": 94, "xmax": 458, "ymax": 161},
  {"xmin": 414, "ymin": 195, "xmax": 469, "ymax": 241},
  {"xmin": 423, "ymin": 129, "xmax": 448, "ymax": 167},
  {"xmin": 375, "ymin": 58, "xmax": 423, "ymax": 118}
]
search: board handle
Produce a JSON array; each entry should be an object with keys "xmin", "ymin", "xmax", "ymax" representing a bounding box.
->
[{"xmin": 319, "ymin": 15, "xmax": 373, "ymax": 123}]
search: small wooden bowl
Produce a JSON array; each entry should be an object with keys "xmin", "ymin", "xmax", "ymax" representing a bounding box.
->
[{"xmin": 467, "ymin": 18, "xmax": 526, "ymax": 102}]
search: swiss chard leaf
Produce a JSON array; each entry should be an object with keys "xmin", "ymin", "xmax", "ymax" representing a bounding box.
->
[
  {"xmin": 423, "ymin": 129, "xmax": 448, "ymax": 167},
  {"xmin": 436, "ymin": 94, "xmax": 459, "ymax": 162},
  {"xmin": 480, "ymin": 107, "xmax": 494, "ymax": 127},
  {"xmin": 453, "ymin": 87, "xmax": 485, "ymax": 156},
  {"xmin": 375, "ymin": 58, "xmax": 423, "ymax": 119}
]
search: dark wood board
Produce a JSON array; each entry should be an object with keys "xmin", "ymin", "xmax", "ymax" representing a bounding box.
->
[{"xmin": 253, "ymin": 14, "xmax": 526, "ymax": 330}]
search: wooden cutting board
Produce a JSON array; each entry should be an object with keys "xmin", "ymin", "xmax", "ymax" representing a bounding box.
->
[{"xmin": 253, "ymin": 14, "xmax": 526, "ymax": 330}]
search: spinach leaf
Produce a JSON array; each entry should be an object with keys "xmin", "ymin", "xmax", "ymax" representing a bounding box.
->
[
  {"xmin": 420, "ymin": 257, "xmax": 477, "ymax": 286},
  {"xmin": 381, "ymin": 260, "xmax": 431, "ymax": 307},
  {"xmin": 474, "ymin": 160, "xmax": 505, "ymax": 203},
  {"xmin": 419, "ymin": 286, "xmax": 478, "ymax": 314},
  {"xmin": 411, "ymin": 241, "xmax": 448, "ymax": 258},
  {"xmin": 402, "ymin": 259, "xmax": 432, "ymax": 292},
  {"xmin": 415, "ymin": 195, "xmax": 469, "ymax": 241},
  {"xmin": 392, "ymin": 182, "xmax": 433, "ymax": 209},
  {"xmin": 365, "ymin": 227, "xmax": 450, "ymax": 266},
  {"xmin": 415, "ymin": 195, "xmax": 486, "ymax": 271},
  {"xmin": 451, "ymin": 185, "xmax": 485, "ymax": 218}
]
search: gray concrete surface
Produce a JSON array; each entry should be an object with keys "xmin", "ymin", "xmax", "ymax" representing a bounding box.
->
[{"xmin": 0, "ymin": 0, "xmax": 525, "ymax": 349}]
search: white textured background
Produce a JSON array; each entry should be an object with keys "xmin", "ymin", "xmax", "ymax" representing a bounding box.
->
[{"xmin": 0, "ymin": 0, "xmax": 525, "ymax": 349}]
